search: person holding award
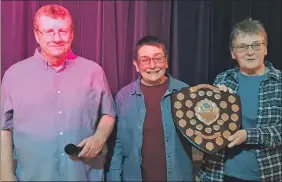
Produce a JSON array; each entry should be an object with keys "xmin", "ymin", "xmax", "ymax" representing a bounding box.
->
[{"xmin": 199, "ymin": 19, "xmax": 282, "ymax": 182}]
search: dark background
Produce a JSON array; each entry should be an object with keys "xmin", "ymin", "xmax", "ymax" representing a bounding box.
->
[
  {"xmin": 1, "ymin": 0, "xmax": 281, "ymax": 180},
  {"xmin": 170, "ymin": 0, "xmax": 281, "ymax": 86},
  {"xmin": 2, "ymin": 0, "xmax": 281, "ymax": 90}
]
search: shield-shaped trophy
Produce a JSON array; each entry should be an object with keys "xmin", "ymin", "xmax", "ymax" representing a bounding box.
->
[{"xmin": 171, "ymin": 84, "xmax": 241, "ymax": 154}]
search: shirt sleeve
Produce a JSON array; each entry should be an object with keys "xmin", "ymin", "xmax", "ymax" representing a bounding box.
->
[
  {"xmin": 106, "ymin": 93, "xmax": 123, "ymax": 181},
  {"xmin": 246, "ymin": 123, "xmax": 282, "ymax": 148},
  {"xmin": 97, "ymin": 68, "xmax": 116, "ymax": 118},
  {"xmin": 1, "ymin": 72, "xmax": 14, "ymax": 130}
]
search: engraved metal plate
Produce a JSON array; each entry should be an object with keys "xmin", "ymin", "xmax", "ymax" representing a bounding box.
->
[{"xmin": 171, "ymin": 84, "xmax": 242, "ymax": 154}]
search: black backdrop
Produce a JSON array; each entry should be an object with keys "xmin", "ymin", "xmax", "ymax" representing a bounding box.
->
[{"xmin": 170, "ymin": 0, "xmax": 281, "ymax": 86}]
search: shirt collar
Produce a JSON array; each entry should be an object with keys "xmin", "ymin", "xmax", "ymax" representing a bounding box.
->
[
  {"xmin": 227, "ymin": 61, "xmax": 280, "ymax": 81},
  {"xmin": 130, "ymin": 73, "xmax": 181, "ymax": 95},
  {"xmin": 34, "ymin": 47, "xmax": 77, "ymax": 70}
]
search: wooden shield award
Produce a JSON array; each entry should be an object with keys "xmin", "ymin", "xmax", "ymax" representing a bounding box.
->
[{"xmin": 171, "ymin": 84, "xmax": 241, "ymax": 154}]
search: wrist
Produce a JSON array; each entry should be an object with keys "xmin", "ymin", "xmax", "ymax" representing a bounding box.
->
[
  {"xmin": 94, "ymin": 130, "xmax": 107, "ymax": 143},
  {"xmin": 1, "ymin": 172, "xmax": 17, "ymax": 181}
]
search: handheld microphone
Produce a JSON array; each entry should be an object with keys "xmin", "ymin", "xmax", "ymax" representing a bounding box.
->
[
  {"xmin": 64, "ymin": 144, "xmax": 83, "ymax": 155},
  {"xmin": 64, "ymin": 143, "xmax": 103, "ymax": 156}
]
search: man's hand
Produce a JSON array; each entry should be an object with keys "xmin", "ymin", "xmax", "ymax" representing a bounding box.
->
[
  {"xmin": 2, "ymin": 173, "xmax": 17, "ymax": 182},
  {"xmin": 216, "ymin": 84, "xmax": 233, "ymax": 93},
  {"xmin": 1, "ymin": 130, "xmax": 17, "ymax": 182},
  {"xmin": 227, "ymin": 129, "xmax": 247, "ymax": 148},
  {"xmin": 77, "ymin": 133, "xmax": 106, "ymax": 159}
]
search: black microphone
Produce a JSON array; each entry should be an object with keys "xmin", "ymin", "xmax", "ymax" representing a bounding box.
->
[
  {"xmin": 64, "ymin": 144, "xmax": 83, "ymax": 155},
  {"xmin": 64, "ymin": 143, "xmax": 103, "ymax": 156}
]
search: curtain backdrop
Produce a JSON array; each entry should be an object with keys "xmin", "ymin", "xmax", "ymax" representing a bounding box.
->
[
  {"xmin": 1, "ymin": 0, "xmax": 171, "ymax": 94},
  {"xmin": 2, "ymin": 0, "xmax": 281, "ymax": 180},
  {"xmin": 170, "ymin": 0, "xmax": 281, "ymax": 86},
  {"xmin": 2, "ymin": 0, "xmax": 281, "ymax": 91}
]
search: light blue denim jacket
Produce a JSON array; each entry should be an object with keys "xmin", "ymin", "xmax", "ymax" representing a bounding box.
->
[{"xmin": 107, "ymin": 75, "xmax": 193, "ymax": 181}]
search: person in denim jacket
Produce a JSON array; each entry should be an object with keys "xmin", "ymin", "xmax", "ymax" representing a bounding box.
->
[{"xmin": 107, "ymin": 35, "xmax": 193, "ymax": 181}]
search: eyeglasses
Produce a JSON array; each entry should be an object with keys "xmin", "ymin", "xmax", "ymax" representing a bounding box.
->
[
  {"xmin": 138, "ymin": 55, "xmax": 166, "ymax": 66},
  {"xmin": 37, "ymin": 29, "xmax": 70, "ymax": 37},
  {"xmin": 233, "ymin": 42, "xmax": 265, "ymax": 53}
]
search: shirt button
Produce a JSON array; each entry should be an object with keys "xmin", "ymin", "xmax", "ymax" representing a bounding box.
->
[
  {"xmin": 59, "ymin": 132, "xmax": 63, "ymax": 135},
  {"xmin": 58, "ymin": 111, "xmax": 62, "ymax": 114},
  {"xmin": 56, "ymin": 73, "xmax": 59, "ymax": 75},
  {"xmin": 61, "ymin": 152, "xmax": 65, "ymax": 156},
  {"xmin": 57, "ymin": 91, "xmax": 61, "ymax": 94}
]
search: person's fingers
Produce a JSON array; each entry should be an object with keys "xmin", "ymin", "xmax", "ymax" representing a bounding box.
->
[
  {"xmin": 78, "ymin": 144, "xmax": 90, "ymax": 157},
  {"xmin": 228, "ymin": 137, "xmax": 240, "ymax": 148},
  {"xmin": 228, "ymin": 87, "xmax": 233, "ymax": 93},
  {"xmin": 77, "ymin": 139, "xmax": 86, "ymax": 147},
  {"xmin": 227, "ymin": 131, "xmax": 239, "ymax": 142},
  {"xmin": 222, "ymin": 85, "xmax": 228, "ymax": 92},
  {"xmin": 216, "ymin": 84, "xmax": 222, "ymax": 91}
]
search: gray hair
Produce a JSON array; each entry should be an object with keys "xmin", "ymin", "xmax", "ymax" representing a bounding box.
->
[{"xmin": 229, "ymin": 18, "xmax": 267, "ymax": 50}]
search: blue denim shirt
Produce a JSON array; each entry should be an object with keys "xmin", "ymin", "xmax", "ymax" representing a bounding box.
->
[{"xmin": 107, "ymin": 75, "xmax": 193, "ymax": 181}]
